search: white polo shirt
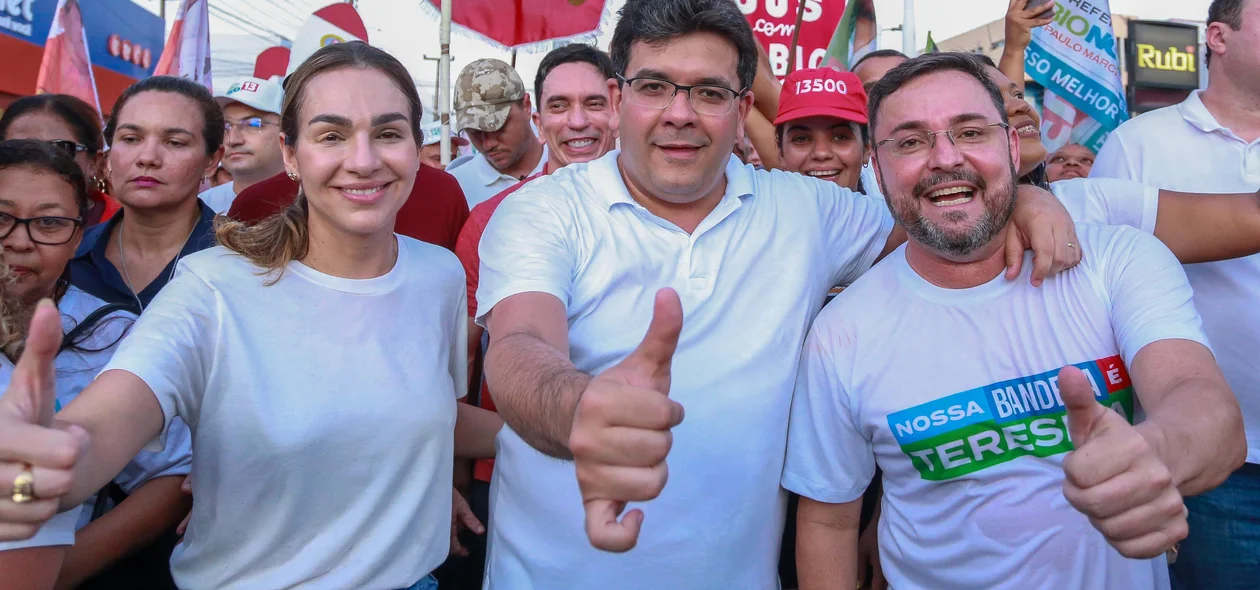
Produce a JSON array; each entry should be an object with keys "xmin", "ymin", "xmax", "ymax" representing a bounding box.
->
[
  {"xmin": 447, "ymin": 145, "xmax": 548, "ymax": 209},
  {"xmin": 1092, "ymin": 89, "xmax": 1260, "ymax": 464},
  {"xmin": 476, "ymin": 151, "xmax": 894, "ymax": 589}
]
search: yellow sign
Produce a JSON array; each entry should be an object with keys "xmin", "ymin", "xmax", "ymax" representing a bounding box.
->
[{"xmin": 1136, "ymin": 43, "xmax": 1196, "ymax": 73}]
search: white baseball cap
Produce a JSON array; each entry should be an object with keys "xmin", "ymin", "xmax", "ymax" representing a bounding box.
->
[
  {"xmin": 215, "ymin": 76, "xmax": 284, "ymax": 116},
  {"xmin": 421, "ymin": 121, "xmax": 469, "ymax": 148}
]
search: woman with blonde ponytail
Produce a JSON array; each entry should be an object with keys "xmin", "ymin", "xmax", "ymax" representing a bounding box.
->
[{"xmin": 0, "ymin": 42, "xmax": 501, "ymax": 590}]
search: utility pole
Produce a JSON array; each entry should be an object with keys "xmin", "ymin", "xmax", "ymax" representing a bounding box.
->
[
  {"xmin": 423, "ymin": 54, "xmax": 449, "ymax": 117},
  {"xmin": 902, "ymin": 0, "xmax": 917, "ymax": 57},
  {"xmin": 160, "ymin": 0, "xmax": 165, "ymax": 21}
]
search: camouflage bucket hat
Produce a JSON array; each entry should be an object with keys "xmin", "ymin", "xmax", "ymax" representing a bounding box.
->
[{"xmin": 454, "ymin": 58, "xmax": 526, "ymax": 133}]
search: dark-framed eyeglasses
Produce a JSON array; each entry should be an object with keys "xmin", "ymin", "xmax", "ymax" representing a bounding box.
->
[
  {"xmin": 875, "ymin": 122, "xmax": 1010, "ymax": 158},
  {"xmin": 224, "ymin": 117, "xmax": 278, "ymax": 135},
  {"xmin": 47, "ymin": 140, "xmax": 89, "ymax": 157},
  {"xmin": 0, "ymin": 212, "xmax": 84, "ymax": 245},
  {"xmin": 617, "ymin": 74, "xmax": 746, "ymax": 116}
]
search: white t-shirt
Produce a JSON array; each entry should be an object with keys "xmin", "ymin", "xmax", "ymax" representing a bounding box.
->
[
  {"xmin": 446, "ymin": 145, "xmax": 548, "ymax": 209},
  {"xmin": 476, "ymin": 150, "xmax": 894, "ymax": 589},
  {"xmin": 197, "ymin": 182, "xmax": 237, "ymax": 214},
  {"xmin": 0, "ymin": 287, "xmax": 191, "ymax": 551},
  {"xmin": 1092, "ymin": 89, "xmax": 1260, "ymax": 464},
  {"xmin": 1052, "ymin": 177, "xmax": 1159, "ymax": 234},
  {"xmin": 102, "ymin": 237, "xmax": 467, "ymax": 589},
  {"xmin": 782, "ymin": 224, "xmax": 1208, "ymax": 590}
]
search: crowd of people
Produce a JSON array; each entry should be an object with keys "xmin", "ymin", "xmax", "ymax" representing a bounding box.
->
[{"xmin": 0, "ymin": 0, "xmax": 1256, "ymax": 588}]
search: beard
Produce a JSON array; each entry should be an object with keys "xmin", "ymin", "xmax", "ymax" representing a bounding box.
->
[{"xmin": 886, "ymin": 162, "xmax": 1018, "ymax": 258}]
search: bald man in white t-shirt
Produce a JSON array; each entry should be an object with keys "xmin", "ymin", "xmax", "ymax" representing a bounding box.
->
[{"xmin": 784, "ymin": 53, "xmax": 1246, "ymax": 590}]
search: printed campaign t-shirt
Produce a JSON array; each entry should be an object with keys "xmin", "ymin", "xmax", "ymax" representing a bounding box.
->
[
  {"xmin": 0, "ymin": 288, "xmax": 192, "ymax": 550},
  {"xmin": 102, "ymin": 237, "xmax": 466, "ymax": 589},
  {"xmin": 477, "ymin": 151, "xmax": 894, "ymax": 589},
  {"xmin": 783, "ymin": 223, "xmax": 1208, "ymax": 590}
]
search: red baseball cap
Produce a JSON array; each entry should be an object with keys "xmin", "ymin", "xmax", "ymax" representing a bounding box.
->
[{"xmin": 774, "ymin": 68, "xmax": 868, "ymax": 126}]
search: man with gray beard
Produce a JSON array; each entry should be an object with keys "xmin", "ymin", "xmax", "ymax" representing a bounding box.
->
[{"xmin": 784, "ymin": 53, "xmax": 1246, "ymax": 590}]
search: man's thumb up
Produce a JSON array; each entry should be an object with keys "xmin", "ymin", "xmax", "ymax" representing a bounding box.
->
[
  {"xmin": 619, "ymin": 288, "xmax": 684, "ymax": 393},
  {"xmin": 6, "ymin": 300, "xmax": 65, "ymax": 427},
  {"xmin": 1060, "ymin": 365, "xmax": 1117, "ymax": 446}
]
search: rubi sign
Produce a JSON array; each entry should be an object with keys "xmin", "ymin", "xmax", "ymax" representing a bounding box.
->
[{"xmin": 737, "ymin": 0, "xmax": 843, "ymax": 79}]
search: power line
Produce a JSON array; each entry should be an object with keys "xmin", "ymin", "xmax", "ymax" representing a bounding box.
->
[
  {"xmin": 208, "ymin": 4, "xmax": 288, "ymax": 43},
  {"xmin": 221, "ymin": 0, "xmax": 304, "ymax": 34}
]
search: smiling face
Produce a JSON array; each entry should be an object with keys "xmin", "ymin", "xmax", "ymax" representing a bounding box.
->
[
  {"xmin": 283, "ymin": 66, "xmax": 418, "ymax": 241},
  {"xmin": 778, "ymin": 115, "xmax": 867, "ymax": 190},
  {"xmin": 872, "ymin": 70, "xmax": 1020, "ymax": 260},
  {"xmin": 616, "ymin": 31, "xmax": 753, "ymax": 205},
  {"xmin": 984, "ymin": 65, "xmax": 1046, "ymax": 177},
  {"xmin": 0, "ymin": 166, "xmax": 83, "ymax": 305},
  {"xmin": 534, "ymin": 61, "xmax": 619, "ymax": 170},
  {"xmin": 108, "ymin": 91, "xmax": 221, "ymax": 211}
]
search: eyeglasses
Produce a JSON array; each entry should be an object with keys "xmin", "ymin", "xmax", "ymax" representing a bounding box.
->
[
  {"xmin": 224, "ymin": 117, "xmax": 277, "ymax": 135},
  {"xmin": 618, "ymin": 74, "xmax": 746, "ymax": 116},
  {"xmin": 876, "ymin": 123, "xmax": 1010, "ymax": 158},
  {"xmin": 0, "ymin": 212, "xmax": 84, "ymax": 245},
  {"xmin": 47, "ymin": 140, "xmax": 89, "ymax": 157}
]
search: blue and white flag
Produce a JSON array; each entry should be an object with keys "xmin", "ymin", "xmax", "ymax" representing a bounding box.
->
[{"xmin": 1024, "ymin": 1, "xmax": 1127, "ymax": 153}]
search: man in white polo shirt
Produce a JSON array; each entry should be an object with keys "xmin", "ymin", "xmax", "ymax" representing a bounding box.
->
[
  {"xmin": 446, "ymin": 59, "xmax": 547, "ymax": 208},
  {"xmin": 473, "ymin": 0, "xmax": 1080, "ymax": 587},
  {"xmin": 1092, "ymin": 2, "xmax": 1260, "ymax": 585},
  {"xmin": 197, "ymin": 77, "xmax": 284, "ymax": 214},
  {"xmin": 784, "ymin": 52, "xmax": 1246, "ymax": 590}
]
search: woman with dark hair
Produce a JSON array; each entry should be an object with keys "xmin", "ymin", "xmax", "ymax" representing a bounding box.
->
[
  {"xmin": 0, "ymin": 139, "xmax": 191, "ymax": 590},
  {"xmin": 68, "ymin": 76, "xmax": 225, "ymax": 312},
  {"xmin": 0, "ymin": 94, "xmax": 121, "ymax": 226},
  {"xmin": 0, "ymin": 42, "xmax": 500, "ymax": 589}
]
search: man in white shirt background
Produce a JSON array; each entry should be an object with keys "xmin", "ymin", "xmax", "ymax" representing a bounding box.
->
[
  {"xmin": 1092, "ymin": 2, "xmax": 1260, "ymax": 585},
  {"xmin": 784, "ymin": 52, "xmax": 1245, "ymax": 590},
  {"xmin": 196, "ymin": 77, "xmax": 285, "ymax": 214},
  {"xmin": 472, "ymin": 0, "xmax": 1079, "ymax": 587},
  {"xmin": 446, "ymin": 59, "xmax": 547, "ymax": 208}
]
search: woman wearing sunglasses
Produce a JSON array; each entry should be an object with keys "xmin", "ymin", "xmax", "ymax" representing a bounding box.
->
[
  {"xmin": 0, "ymin": 140, "xmax": 192, "ymax": 590},
  {"xmin": 0, "ymin": 95, "xmax": 121, "ymax": 226},
  {"xmin": 67, "ymin": 77, "xmax": 225, "ymax": 311}
]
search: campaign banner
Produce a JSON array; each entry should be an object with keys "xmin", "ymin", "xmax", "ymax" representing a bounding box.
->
[
  {"xmin": 1024, "ymin": 0, "xmax": 1128, "ymax": 153},
  {"xmin": 737, "ymin": 0, "xmax": 845, "ymax": 79},
  {"xmin": 887, "ymin": 356, "xmax": 1134, "ymax": 481}
]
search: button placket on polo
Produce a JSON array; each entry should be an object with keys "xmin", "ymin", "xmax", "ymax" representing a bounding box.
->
[{"xmin": 1245, "ymin": 141, "xmax": 1260, "ymax": 181}]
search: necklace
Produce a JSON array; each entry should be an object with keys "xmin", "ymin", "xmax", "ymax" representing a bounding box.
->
[{"xmin": 117, "ymin": 217, "xmax": 198, "ymax": 311}]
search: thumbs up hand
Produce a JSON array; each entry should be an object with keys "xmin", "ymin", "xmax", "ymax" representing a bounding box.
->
[
  {"xmin": 571, "ymin": 288, "xmax": 685, "ymax": 553},
  {"xmin": 0, "ymin": 300, "xmax": 87, "ymax": 541},
  {"xmin": 1059, "ymin": 366, "xmax": 1187, "ymax": 559}
]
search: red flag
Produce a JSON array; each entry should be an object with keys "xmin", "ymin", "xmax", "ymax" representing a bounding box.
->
[
  {"xmin": 155, "ymin": 0, "xmax": 213, "ymax": 90},
  {"xmin": 425, "ymin": 0, "xmax": 608, "ymax": 50},
  {"xmin": 35, "ymin": 0, "xmax": 101, "ymax": 112}
]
